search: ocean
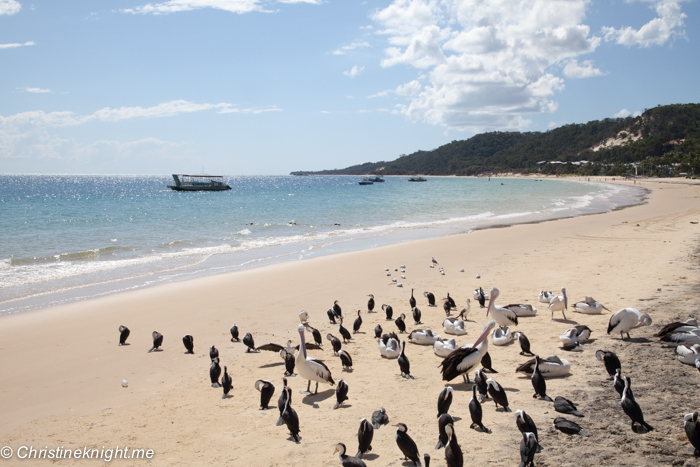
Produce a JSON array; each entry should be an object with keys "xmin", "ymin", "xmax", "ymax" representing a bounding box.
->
[{"xmin": 0, "ymin": 174, "xmax": 644, "ymax": 315}]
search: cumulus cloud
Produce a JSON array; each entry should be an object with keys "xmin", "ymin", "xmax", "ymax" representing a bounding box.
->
[
  {"xmin": 122, "ymin": 0, "xmax": 321, "ymax": 14},
  {"xmin": 332, "ymin": 41, "xmax": 371, "ymax": 55},
  {"xmin": 19, "ymin": 87, "xmax": 52, "ymax": 93},
  {"xmin": 603, "ymin": 0, "xmax": 688, "ymax": 47},
  {"xmin": 0, "ymin": 0, "xmax": 21, "ymax": 15},
  {"xmin": 343, "ymin": 65, "xmax": 364, "ymax": 78},
  {"xmin": 563, "ymin": 60, "xmax": 606, "ymax": 78},
  {"xmin": 0, "ymin": 41, "xmax": 35, "ymax": 49},
  {"xmin": 396, "ymin": 80, "xmax": 421, "ymax": 96},
  {"xmin": 614, "ymin": 109, "xmax": 643, "ymax": 118}
]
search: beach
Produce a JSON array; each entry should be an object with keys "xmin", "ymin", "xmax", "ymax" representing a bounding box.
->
[{"xmin": 1, "ymin": 177, "xmax": 700, "ymax": 466}]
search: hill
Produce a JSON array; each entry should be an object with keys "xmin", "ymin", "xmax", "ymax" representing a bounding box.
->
[{"xmin": 292, "ymin": 103, "xmax": 700, "ymax": 177}]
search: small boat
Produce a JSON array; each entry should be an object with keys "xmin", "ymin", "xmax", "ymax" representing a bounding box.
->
[
  {"xmin": 367, "ymin": 175, "xmax": 385, "ymax": 182},
  {"xmin": 359, "ymin": 177, "xmax": 374, "ymax": 185},
  {"xmin": 408, "ymin": 176, "xmax": 427, "ymax": 182},
  {"xmin": 168, "ymin": 174, "xmax": 231, "ymax": 191}
]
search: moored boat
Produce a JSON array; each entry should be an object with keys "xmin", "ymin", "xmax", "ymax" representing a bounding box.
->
[
  {"xmin": 408, "ymin": 176, "xmax": 427, "ymax": 182},
  {"xmin": 168, "ymin": 174, "xmax": 231, "ymax": 191}
]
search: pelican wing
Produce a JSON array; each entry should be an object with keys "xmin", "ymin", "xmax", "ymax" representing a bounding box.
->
[
  {"xmin": 655, "ymin": 321, "xmax": 698, "ymax": 338},
  {"xmin": 607, "ymin": 309, "xmax": 627, "ymax": 334},
  {"xmin": 308, "ymin": 358, "xmax": 335, "ymax": 385},
  {"xmin": 439, "ymin": 347, "xmax": 479, "ymax": 381},
  {"xmin": 256, "ymin": 343, "xmax": 284, "ymax": 352},
  {"xmin": 293, "ymin": 343, "xmax": 322, "ymax": 351}
]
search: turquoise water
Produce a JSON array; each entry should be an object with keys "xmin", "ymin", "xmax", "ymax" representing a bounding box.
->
[{"xmin": 0, "ymin": 174, "xmax": 644, "ymax": 314}]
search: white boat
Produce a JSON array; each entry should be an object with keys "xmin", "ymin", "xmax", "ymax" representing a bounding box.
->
[{"xmin": 168, "ymin": 174, "xmax": 231, "ymax": 191}]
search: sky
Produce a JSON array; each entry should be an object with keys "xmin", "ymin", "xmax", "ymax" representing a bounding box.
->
[{"xmin": 1, "ymin": 0, "xmax": 699, "ymax": 175}]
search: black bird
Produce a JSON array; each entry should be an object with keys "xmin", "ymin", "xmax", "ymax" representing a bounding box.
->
[
  {"xmin": 334, "ymin": 443, "xmax": 366, "ymax": 467},
  {"xmin": 410, "ymin": 288, "xmax": 417, "ymax": 308},
  {"xmin": 531, "ymin": 356, "xmax": 552, "ymax": 401},
  {"xmin": 243, "ymin": 333, "xmax": 256, "ymax": 352},
  {"xmin": 209, "ymin": 344, "xmax": 218, "ymax": 360},
  {"xmin": 372, "ymin": 407, "xmax": 389, "ymax": 429},
  {"xmin": 382, "ymin": 303, "xmax": 394, "ymax": 320},
  {"xmin": 519, "ymin": 432, "xmax": 537, "ymax": 467},
  {"xmin": 432, "ymin": 256, "xmax": 439, "ymax": 265},
  {"xmin": 309, "ymin": 326, "xmax": 323, "ymax": 346},
  {"xmin": 469, "ymin": 385, "xmax": 490, "ymax": 432},
  {"xmin": 476, "ymin": 287, "xmax": 486, "ymax": 308},
  {"xmin": 277, "ymin": 377, "xmax": 292, "ymax": 425},
  {"xmin": 437, "ymin": 386, "xmax": 453, "ymax": 417},
  {"xmin": 398, "ymin": 341, "xmax": 412, "ymax": 378},
  {"xmin": 394, "ymin": 423, "xmax": 421, "ymax": 466},
  {"xmin": 595, "ymin": 350, "xmax": 621, "ymax": 378},
  {"xmin": 412, "ymin": 306, "xmax": 422, "ymax": 325},
  {"xmin": 255, "ymin": 379, "xmax": 275, "ymax": 410},
  {"xmin": 210, "ymin": 358, "xmax": 221, "ymax": 388},
  {"xmin": 474, "ymin": 369, "xmax": 488, "ymax": 400},
  {"xmin": 515, "ymin": 410, "xmax": 540, "ymax": 452},
  {"xmin": 444, "ymin": 424, "xmax": 463, "ymax": 467},
  {"xmin": 685, "ymin": 412, "xmax": 700, "ymax": 457},
  {"xmin": 446, "ymin": 292, "xmax": 456, "ymax": 309},
  {"xmin": 328, "ymin": 308, "xmax": 337, "ymax": 324},
  {"xmin": 395, "ymin": 313, "xmax": 407, "ymax": 333},
  {"xmin": 148, "ymin": 331, "xmax": 163, "ymax": 352},
  {"xmin": 338, "ymin": 349, "xmax": 353, "ymax": 370},
  {"xmin": 613, "ymin": 368, "xmax": 634, "ymax": 399},
  {"xmin": 436, "ymin": 413, "xmax": 455, "ymax": 449},
  {"xmin": 553, "ymin": 417, "xmax": 588, "ymax": 436},
  {"xmin": 560, "ymin": 342, "xmax": 583, "ymax": 352},
  {"xmin": 621, "ymin": 376, "xmax": 653, "ymax": 432},
  {"xmin": 554, "ymin": 396, "xmax": 583, "ymax": 417},
  {"xmin": 222, "ymin": 366, "xmax": 232, "ymax": 399},
  {"xmin": 367, "ymin": 294, "xmax": 375, "ymax": 313},
  {"xmin": 513, "ymin": 331, "xmax": 533, "ymax": 356},
  {"xmin": 357, "ymin": 418, "xmax": 374, "ymax": 459},
  {"xmin": 353, "ymin": 310, "xmax": 363, "ymax": 334},
  {"xmin": 118, "ymin": 325, "xmax": 130, "ymax": 345},
  {"xmin": 282, "ymin": 349, "xmax": 296, "ymax": 376},
  {"xmin": 481, "ymin": 351, "xmax": 498, "ymax": 373},
  {"xmin": 334, "ymin": 379, "xmax": 349, "ymax": 409},
  {"xmin": 182, "ymin": 334, "xmax": 194, "ymax": 354},
  {"xmin": 280, "ymin": 389, "xmax": 300, "ymax": 442},
  {"xmin": 487, "ymin": 378, "xmax": 510, "ymax": 411},
  {"xmin": 443, "ymin": 300, "xmax": 452, "ymax": 317},
  {"xmin": 424, "ymin": 453, "xmax": 431, "ymax": 467},
  {"xmin": 230, "ymin": 323, "xmax": 239, "ymax": 342},
  {"xmin": 333, "ymin": 300, "xmax": 342, "ymax": 318},
  {"xmin": 327, "ymin": 333, "xmax": 342, "ymax": 355},
  {"xmin": 374, "ymin": 324, "xmax": 383, "ymax": 339},
  {"xmin": 424, "ymin": 291, "xmax": 436, "ymax": 306},
  {"xmin": 339, "ymin": 317, "xmax": 352, "ymax": 343}
]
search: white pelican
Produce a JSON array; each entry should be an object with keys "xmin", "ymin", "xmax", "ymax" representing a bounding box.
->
[
  {"xmin": 607, "ymin": 308, "xmax": 652, "ymax": 340},
  {"xmin": 299, "ymin": 310, "xmax": 309, "ymax": 325},
  {"xmin": 516, "ymin": 355, "xmax": 571, "ymax": 377},
  {"xmin": 492, "ymin": 326, "xmax": 513, "ymax": 346},
  {"xmin": 385, "ymin": 339, "xmax": 401, "ymax": 359},
  {"xmin": 655, "ymin": 318, "xmax": 699, "ymax": 338},
  {"xmin": 439, "ymin": 320, "xmax": 496, "ymax": 383},
  {"xmin": 379, "ymin": 333, "xmax": 398, "ymax": 357},
  {"xmin": 434, "ymin": 338, "xmax": 458, "ymax": 357},
  {"xmin": 572, "ymin": 296, "xmax": 609, "ymax": 314},
  {"xmin": 503, "ymin": 303, "xmax": 537, "ymax": 317},
  {"xmin": 486, "ymin": 288, "xmax": 518, "ymax": 329},
  {"xmin": 443, "ymin": 317, "xmax": 468, "ymax": 336},
  {"xmin": 408, "ymin": 328, "xmax": 441, "ymax": 345},
  {"xmin": 677, "ymin": 344, "xmax": 700, "ymax": 365},
  {"xmin": 538, "ymin": 291, "xmax": 553, "ymax": 303},
  {"xmin": 660, "ymin": 329, "xmax": 700, "ymax": 346},
  {"xmin": 559, "ymin": 325, "xmax": 592, "ymax": 345},
  {"xmin": 295, "ymin": 324, "xmax": 335, "ymax": 394},
  {"xmin": 549, "ymin": 287, "xmax": 568, "ymax": 321}
]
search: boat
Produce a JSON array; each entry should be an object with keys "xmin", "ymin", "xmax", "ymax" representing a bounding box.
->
[
  {"xmin": 358, "ymin": 177, "xmax": 374, "ymax": 185},
  {"xmin": 408, "ymin": 176, "xmax": 427, "ymax": 182},
  {"xmin": 367, "ymin": 176, "xmax": 385, "ymax": 182},
  {"xmin": 168, "ymin": 174, "xmax": 232, "ymax": 191}
]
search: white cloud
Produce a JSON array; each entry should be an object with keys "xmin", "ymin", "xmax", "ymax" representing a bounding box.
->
[
  {"xmin": 122, "ymin": 0, "xmax": 321, "ymax": 14},
  {"xmin": 278, "ymin": 0, "xmax": 322, "ymax": 3},
  {"xmin": 614, "ymin": 109, "xmax": 631, "ymax": 118},
  {"xmin": 19, "ymin": 87, "xmax": 52, "ymax": 93},
  {"xmin": 603, "ymin": 0, "xmax": 688, "ymax": 47},
  {"xmin": 563, "ymin": 60, "xmax": 606, "ymax": 78},
  {"xmin": 0, "ymin": 0, "xmax": 21, "ymax": 15},
  {"xmin": 332, "ymin": 41, "xmax": 371, "ymax": 55},
  {"xmin": 343, "ymin": 65, "xmax": 364, "ymax": 78},
  {"xmin": 0, "ymin": 41, "xmax": 35, "ymax": 49},
  {"xmin": 396, "ymin": 80, "xmax": 421, "ymax": 96},
  {"xmin": 368, "ymin": 90, "xmax": 391, "ymax": 98}
]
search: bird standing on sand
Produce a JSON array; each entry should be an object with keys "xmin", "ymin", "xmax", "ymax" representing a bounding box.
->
[
  {"xmin": 209, "ymin": 345, "xmax": 218, "ymax": 360},
  {"xmin": 548, "ymin": 287, "xmax": 568, "ymax": 321},
  {"xmin": 338, "ymin": 349, "xmax": 353, "ymax": 370},
  {"xmin": 367, "ymin": 294, "xmax": 375, "ymax": 313},
  {"xmin": 395, "ymin": 313, "xmax": 407, "ymax": 333},
  {"xmin": 334, "ymin": 379, "xmax": 349, "ymax": 409},
  {"xmin": 353, "ymin": 311, "xmax": 363, "ymax": 334},
  {"xmin": 432, "ymin": 257, "xmax": 439, "ymax": 265},
  {"xmin": 531, "ymin": 356, "xmax": 553, "ymax": 401},
  {"xmin": 243, "ymin": 333, "xmax": 256, "ymax": 352},
  {"xmin": 398, "ymin": 341, "xmax": 413, "ymax": 378},
  {"xmin": 280, "ymin": 389, "xmax": 300, "ymax": 442},
  {"xmin": 297, "ymin": 325, "xmax": 335, "ymax": 394},
  {"xmin": 444, "ymin": 424, "xmax": 463, "ymax": 467},
  {"xmin": 230, "ymin": 323, "xmax": 239, "ymax": 342},
  {"xmin": 513, "ymin": 331, "xmax": 533, "ymax": 356},
  {"xmin": 424, "ymin": 291, "xmax": 436, "ymax": 306},
  {"xmin": 210, "ymin": 358, "xmax": 221, "ymax": 387},
  {"xmin": 439, "ymin": 320, "xmax": 495, "ymax": 383},
  {"xmin": 333, "ymin": 300, "xmax": 342, "ymax": 318},
  {"xmin": 328, "ymin": 308, "xmax": 337, "ymax": 324},
  {"xmin": 374, "ymin": 324, "xmax": 383, "ymax": 339},
  {"xmin": 437, "ymin": 387, "xmax": 453, "ymax": 417},
  {"xmin": 474, "ymin": 369, "xmax": 488, "ymax": 401},
  {"xmin": 394, "ymin": 423, "xmax": 421, "ymax": 466},
  {"xmin": 221, "ymin": 366, "xmax": 232, "ymax": 398},
  {"xmin": 410, "ymin": 289, "xmax": 417, "ymax": 308},
  {"xmin": 255, "ymin": 379, "xmax": 275, "ymax": 409},
  {"xmin": 327, "ymin": 334, "xmax": 342, "ymax": 355},
  {"xmin": 334, "ymin": 443, "xmax": 366, "ymax": 467},
  {"xmin": 469, "ymin": 385, "xmax": 489, "ymax": 432},
  {"xmin": 475, "ymin": 287, "xmax": 486, "ymax": 308},
  {"xmin": 148, "ymin": 331, "xmax": 163, "ymax": 352},
  {"xmin": 281, "ymin": 349, "xmax": 296, "ymax": 376},
  {"xmin": 357, "ymin": 418, "xmax": 374, "ymax": 459},
  {"xmin": 486, "ymin": 378, "xmax": 511, "ymax": 411},
  {"xmin": 607, "ymin": 308, "xmax": 652, "ymax": 339},
  {"xmin": 486, "ymin": 288, "xmax": 518, "ymax": 329},
  {"xmin": 436, "ymin": 413, "xmax": 455, "ymax": 449},
  {"xmin": 412, "ymin": 307, "xmax": 422, "ymax": 325},
  {"xmin": 613, "ymin": 369, "xmax": 633, "ymax": 399},
  {"xmin": 519, "ymin": 432, "xmax": 537, "ymax": 467},
  {"xmin": 339, "ymin": 317, "xmax": 352, "ymax": 343},
  {"xmin": 309, "ymin": 326, "xmax": 323, "ymax": 346},
  {"xmin": 383, "ymin": 304, "xmax": 394, "ymax": 320},
  {"xmin": 596, "ymin": 350, "xmax": 621, "ymax": 378},
  {"xmin": 182, "ymin": 334, "xmax": 194, "ymax": 354},
  {"xmin": 118, "ymin": 325, "xmax": 130, "ymax": 345},
  {"xmin": 621, "ymin": 376, "xmax": 653, "ymax": 432},
  {"xmin": 685, "ymin": 412, "xmax": 700, "ymax": 457},
  {"xmin": 277, "ymin": 378, "xmax": 291, "ymax": 423},
  {"xmin": 515, "ymin": 410, "xmax": 539, "ymax": 451}
]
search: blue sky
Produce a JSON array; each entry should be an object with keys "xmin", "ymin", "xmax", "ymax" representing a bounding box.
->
[{"xmin": 1, "ymin": 0, "xmax": 698, "ymax": 175}]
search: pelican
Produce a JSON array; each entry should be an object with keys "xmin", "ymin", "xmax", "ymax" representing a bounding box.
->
[
  {"xmin": 385, "ymin": 339, "xmax": 401, "ymax": 359},
  {"xmin": 299, "ymin": 310, "xmax": 309, "ymax": 325},
  {"xmin": 296, "ymin": 324, "xmax": 334, "ymax": 394},
  {"xmin": 379, "ymin": 333, "xmax": 400, "ymax": 359},
  {"xmin": 443, "ymin": 317, "xmax": 467, "ymax": 336},
  {"xmin": 256, "ymin": 339, "xmax": 321, "ymax": 357},
  {"xmin": 492, "ymin": 326, "xmax": 513, "ymax": 346},
  {"xmin": 659, "ymin": 329, "xmax": 700, "ymax": 346},
  {"xmin": 607, "ymin": 308, "xmax": 652, "ymax": 339},
  {"xmin": 503, "ymin": 303, "xmax": 537, "ymax": 317},
  {"xmin": 655, "ymin": 318, "xmax": 699, "ymax": 338},
  {"xmin": 677, "ymin": 343, "xmax": 700, "ymax": 365},
  {"xmin": 516, "ymin": 355, "xmax": 571, "ymax": 377},
  {"xmin": 439, "ymin": 320, "xmax": 496, "ymax": 383},
  {"xmin": 538, "ymin": 290, "xmax": 553, "ymax": 303},
  {"xmin": 433, "ymin": 338, "xmax": 458, "ymax": 357},
  {"xmin": 559, "ymin": 325, "xmax": 592, "ymax": 344},
  {"xmin": 548, "ymin": 287, "xmax": 568, "ymax": 321},
  {"xmin": 572, "ymin": 296, "xmax": 609, "ymax": 314},
  {"xmin": 408, "ymin": 328, "xmax": 441, "ymax": 345},
  {"xmin": 487, "ymin": 288, "xmax": 518, "ymax": 329}
]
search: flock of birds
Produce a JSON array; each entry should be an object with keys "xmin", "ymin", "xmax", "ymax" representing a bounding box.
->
[{"xmin": 114, "ymin": 257, "xmax": 700, "ymax": 466}]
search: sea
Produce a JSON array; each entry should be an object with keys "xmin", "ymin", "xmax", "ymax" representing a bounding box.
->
[{"xmin": 0, "ymin": 174, "xmax": 645, "ymax": 315}]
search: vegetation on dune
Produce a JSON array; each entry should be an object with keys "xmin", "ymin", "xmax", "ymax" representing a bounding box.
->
[{"xmin": 292, "ymin": 104, "xmax": 700, "ymax": 177}]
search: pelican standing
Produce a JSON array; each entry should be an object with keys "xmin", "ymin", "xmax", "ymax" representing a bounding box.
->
[
  {"xmin": 549, "ymin": 287, "xmax": 568, "ymax": 321},
  {"xmin": 296, "ymin": 324, "xmax": 335, "ymax": 394},
  {"xmin": 607, "ymin": 308, "xmax": 652, "ymax": 339},
  {"xmin": 487, "ymin": 288, "xmax": 518, "ymax": 329},
  {"xmin": 439, "ymin": 320, "xmax": 495, "ymax": 383}
]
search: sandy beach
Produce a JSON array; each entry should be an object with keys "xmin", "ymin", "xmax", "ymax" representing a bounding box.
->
[{"xmin": 2, "ymin": 177, "xmax": 700, "ymax": 466}]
